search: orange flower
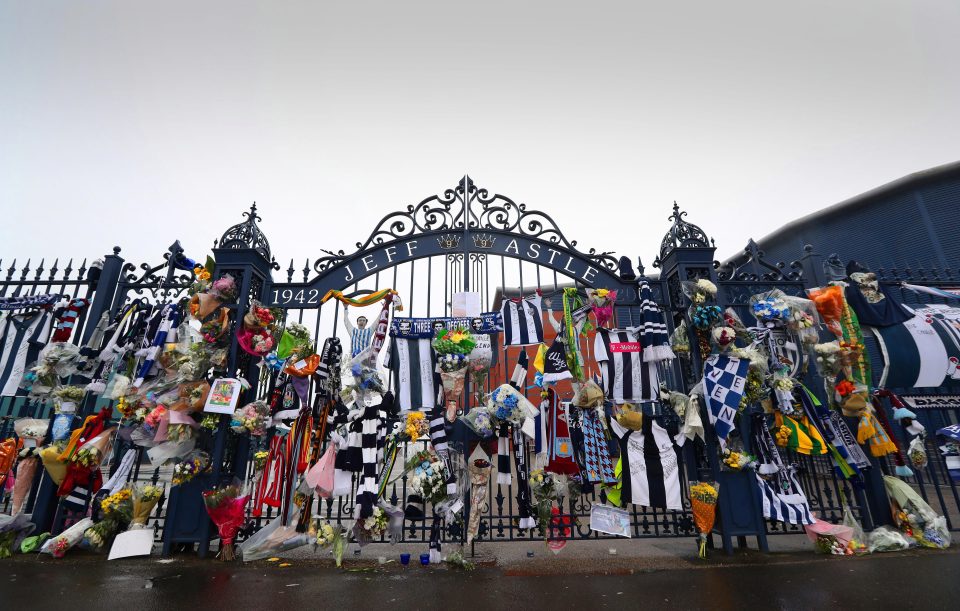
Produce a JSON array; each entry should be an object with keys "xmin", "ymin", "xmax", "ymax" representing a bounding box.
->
[{"xmin": 835, "ymin": 380, "xmax": 856, "ymax": 397}]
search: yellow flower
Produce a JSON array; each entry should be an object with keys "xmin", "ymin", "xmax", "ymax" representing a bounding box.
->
[
  {"xmin": 596, "ymin": 289, "xmax": 609, "ymax": 298},
  {"xmin": 451, "ymin": 332, "xmax": 465, "ymax": 343}
]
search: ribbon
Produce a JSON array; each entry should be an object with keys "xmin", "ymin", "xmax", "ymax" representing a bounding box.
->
[{"xmin": 321, "ymin": 289, "xmax": 403, "ymax": 311}]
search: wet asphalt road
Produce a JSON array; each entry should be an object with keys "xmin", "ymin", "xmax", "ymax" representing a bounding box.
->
[{"xmin": 1, "ymin": 550, "xmax": 958, "ymax": 610}]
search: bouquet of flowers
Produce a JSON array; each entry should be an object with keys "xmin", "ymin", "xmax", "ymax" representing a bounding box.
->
[
  {"xmin": 190, "ymin": 262, "xmax": 212, "ymax": 295},
  {"xmin": 173, "ymin": 450, "xmax": 210, "ymax": 486},
  {"xmin": 711, "ymin": 326, "xmax": 737, "ymax": 349},
  {"xmin": 720, "ymin": 448, "xmax": 757, "ymax": 472},
  {"xmin": 85, "ymin": 488, "xmax": 133, "ymax": 550},
  {"xmin": 130, "ymin": 484, "xmax": 164, "ymax": 529},
  {"xmin": 253, "ymin": 450, "xmax": 269, "ymax": 471},
  {"xmin": 209, "ymin": 274, "xmax": 238, "ymax": 302},
  {"xmin": 785, "ymin": 298, "xmax": 820, "ymax": 345},
  {"xmin": 433, "ymin": 327, "xmax": 475, "ymax": 421},
  {"xmin": 683, "ymin": 279, "xmax": 718, "ymax": 305},
  {"xmin": 530, "ymin": 469, "xmax": 576, "ymax": 551},
  {"xmin": 52, "ymin": 385, "xmax": 86, "ymax": 411},
  {"xmin": 231, "ymin": 400, "xmax": 271, "ymax": 436},
  {"xmin": 353, "ymin": 505, "xmax": 389, "ymax": 546},
  {"xmin": 277, "ymin": 322, "xmax": 315, "ymax": 361},
  {"xmin": 586, "ymin": 288, "xmax": 618, "ymax": 328},
  {"xmin": 41, "ymin": 517, "xmax": 94, "ymax": 558},
  {"xmin": 689, "ymin": 481, "xmax": 719, "ymax": 558},
  {"xmin": 771, "ymin": 369, "xmax": 796, "ymax": 413},
  {"xmin": 203, "ymin": 482, "xmax": 250, "ymax": 561},
  {"xmin": 11, "ymin": 418, "xmax": 47, "ymax": 513},
  {"xmin": 403, "ymin": 411, "xmax": 429, "ymax": 440},
  {"xmin": 466, "ymin": 458, "xmax": 492, "ymax": 545},
  {"xmin": 813, "ymin": 342, "xmax": 843, "ymax": 379},
  {"xmin": 461, "ymin": 407, "xmax": 494, "ymax": 438},
  {"xmin": 908, "ymin": 436, "xmax": 928, "ymax": 470},
  {"xmin": 23, "ymin": 343, "xmax": 82, "ymax": 399},
  {"xmin": 311, "ymin": 518, "xmax": 346, "ymax": 566},
  {"xmin": 409, "ymin": 452, "xmax": 449, "ymax": 505},
  {"xmin": 238, "ymin": 301, "xmax": 281, "ymax": 357},
  {"xmin": 488, "ymin": 384, "xmax": 537, "ymax": 428}
]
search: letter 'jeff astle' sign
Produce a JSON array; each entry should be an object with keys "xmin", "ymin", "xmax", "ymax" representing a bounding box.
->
[{"xmin": 267, "ymin": 230, "xmax": 625, "ymax": 307}]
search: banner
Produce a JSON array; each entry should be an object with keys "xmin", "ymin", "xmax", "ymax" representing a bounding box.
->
[
  {"xmin": 390, "ymin": 312, "xmax": 503, "ymax": 339},
  {"xmin": 703, "ymin": 354, "xmax": 749, "ymax": 448},
  {"xmin": 871, "ymin": 304, "xmax": 960, "ymax": 390}
]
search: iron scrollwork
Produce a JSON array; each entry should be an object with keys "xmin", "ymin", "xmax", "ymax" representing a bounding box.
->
[{"xmin": 312, "ymin": 176, "xmax": 620, "ymax": 275}]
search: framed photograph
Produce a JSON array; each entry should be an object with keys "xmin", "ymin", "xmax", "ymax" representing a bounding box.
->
[
  {"xmin": 590, "ymin": 504, "xmax": 632, "ymax": 538},
  {"xmin": 203, "ymin": 377, "xmax": 243, "ymax": 414}
]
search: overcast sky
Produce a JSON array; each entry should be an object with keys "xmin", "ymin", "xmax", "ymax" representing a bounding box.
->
[{"xmin": 2, "ymin": 0, "xmax": 958, "ymax": 275}]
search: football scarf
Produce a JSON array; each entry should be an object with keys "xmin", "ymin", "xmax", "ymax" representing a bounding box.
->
[
  {"xmin": 512, "ymin": 427, "xmax": 537, "ymax": 529},
  {"xmin": 754, "ymin": 417, "xmax": 814, "ymax": 526},
  {"xmin": 561, "ymin": 288, "xmax": 592, "ymax": 381},
  {"xmin": 638, "ymin": 280, "xmax": 675, "ymax": 362},
  {"xmin": 390, "ymin": 312, "xmax": 503, "ymax": 338},
  {"xmin": 703, "ymin": 354, "xmax": 749, "ymax": 449},
  {"xmin": 576, "ymin": 407, "xmax": 617, "ymax": 484},
  {"xmin": 546, "ymin": 392, "xmax": 579, "ymax": 476}
]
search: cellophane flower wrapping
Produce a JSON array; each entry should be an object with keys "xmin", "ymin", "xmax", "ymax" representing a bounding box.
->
[
  {"xmin": 41, "ymin": 518, "xmax": 94, "ymax": 558},
  {"xmin": 11, "ymin": 455, "xmax": 38, "ymax": 515},
  {"xmin": 238, "ymin": 506, "xmax": 312, "ymax": 562},
  {"xmin": 0, "ymin": 513, "xmax": 36, "ymax": 558},
  {"xmin": 130, "ymin": 484, "xmax": 164, "ymax": 529},
  {"xmin": 203, "ymin": 483, "xmax": 250, "ymax": 561},
  {"xmin": 689, "ymin": 481, "xmax": 719, "ymax": 558},
  {"xmin": 749, "ymin": 289, "xmax": 792, "ymax": 328},
  {"xmin": 461, "ymin": 407, "xmax": 495, "ymax": 438}
]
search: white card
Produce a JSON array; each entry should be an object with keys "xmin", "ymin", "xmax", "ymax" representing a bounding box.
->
[
  {"xmin": 108, "ymin": 529, "xmax": 155, "ymax": 560},
  {"xmin": 452, "ymin": 292, "xmax": 481, "ymax": 317}
]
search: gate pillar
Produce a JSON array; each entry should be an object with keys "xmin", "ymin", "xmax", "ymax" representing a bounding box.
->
[
  {"xmin": 162, "ymin": 204, "xmax": 277, "ymax": 556},
  {"xmin": 654, "ymin": 203, "xmax": 769, "ymax": 554}
]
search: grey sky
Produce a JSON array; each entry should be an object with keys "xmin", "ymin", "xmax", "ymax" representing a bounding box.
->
[{"xmin": 2, "ymin": 0, "xmax": 958, "ymax": 272}]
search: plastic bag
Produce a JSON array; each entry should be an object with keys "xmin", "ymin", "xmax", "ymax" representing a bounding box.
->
[
  {"xmin": 304, "ymin": 444, "xmax": 336, "ymax": 498},
  {"xmin": 841, "ymin": 504, "xmax": 869, "ymax": 554},
  {"xmin": 238, "ymin": 506, "xmax": 311, "ymax": 562},
  {"xmin": 147, "ymin": 438, "xmax": 196, "ymax": 466},
  {"xmin": 868, "ymin": 526, "xmax": 913, "ymax": 553}
]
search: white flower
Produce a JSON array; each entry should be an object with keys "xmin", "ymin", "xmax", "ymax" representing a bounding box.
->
[{"xmin": 696, "ymin": 279, "xmax": 718, "ymax": 296}]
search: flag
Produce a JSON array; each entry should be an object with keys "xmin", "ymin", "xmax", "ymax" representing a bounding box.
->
[{"xmin": 703, "ymin": 354, "xmax": 749, "ymax": 448}]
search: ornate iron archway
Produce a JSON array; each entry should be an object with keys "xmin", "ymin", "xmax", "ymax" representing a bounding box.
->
[{"xmin": 263, "ymin": 176, "xmax": 643, "ymax": 309}]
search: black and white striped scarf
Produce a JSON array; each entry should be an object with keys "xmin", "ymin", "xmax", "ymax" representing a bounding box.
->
[{"xmin": 429, "ymin": 406, "xmax": 457, "ymax": 495}]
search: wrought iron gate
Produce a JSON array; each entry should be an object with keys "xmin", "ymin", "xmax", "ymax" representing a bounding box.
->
[{"xmin": 2, "ymin": 176, "xmax": 959, "ymax": 550}]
